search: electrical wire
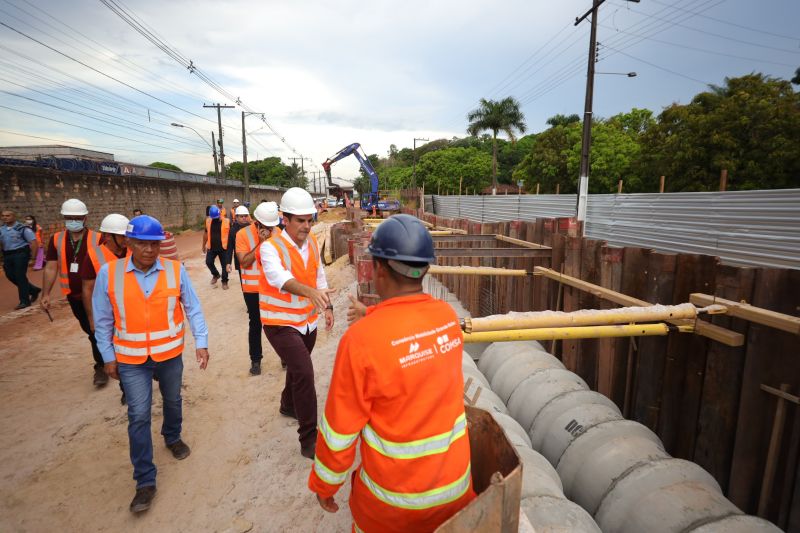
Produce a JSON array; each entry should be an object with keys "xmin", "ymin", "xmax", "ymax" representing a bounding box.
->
[{"xmin": 0, "ymin": 128, "xmax": 190, "ymax": 154}]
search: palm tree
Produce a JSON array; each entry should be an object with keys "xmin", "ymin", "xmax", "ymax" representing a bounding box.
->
[{"xmin": 467, "ymin": 97, "xmax": 527, "ymax": 194}]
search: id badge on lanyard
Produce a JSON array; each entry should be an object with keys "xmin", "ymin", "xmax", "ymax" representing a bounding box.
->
[{"xmin": 70, "ymin": 262, "xmax": 79, "ymax": 273}]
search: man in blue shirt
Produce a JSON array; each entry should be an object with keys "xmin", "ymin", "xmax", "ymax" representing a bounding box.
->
[
  {"xmin": 1, "ymin": 209, "xmax": 41, "ymax": 309},
  {"xmin": 92, "ymin": 215, "xmax": 210, "ymax": 514}
]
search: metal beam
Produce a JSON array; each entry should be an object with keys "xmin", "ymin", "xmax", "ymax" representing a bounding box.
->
[{"xmin": 436, "ymin": 248, "xmax": 551, "ymax": 258}]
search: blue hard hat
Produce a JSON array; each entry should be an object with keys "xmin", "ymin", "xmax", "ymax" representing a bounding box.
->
[
  {"xmin": 126, "ymin": 215, "xmax": 165, "ymax": 241},
  {"xmin": 368, "ymin": 214, "xmax": 435, "ymax": 264},
  {"xmin": 208, "ymin": 205, "xmax": 220, "ymax": 219}
]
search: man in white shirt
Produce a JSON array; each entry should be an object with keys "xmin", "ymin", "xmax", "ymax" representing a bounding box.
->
[{"xmin": 259, "ymin": 187, "xmax": 334, "ymax": 459}]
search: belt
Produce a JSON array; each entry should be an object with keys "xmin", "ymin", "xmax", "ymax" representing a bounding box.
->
[{"xmin": 3, "ymin": 246, "xmax": 29, "ymax": 255}]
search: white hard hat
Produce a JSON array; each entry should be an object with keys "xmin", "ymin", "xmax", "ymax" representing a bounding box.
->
[
  {"xmin": 233, "ymin": 198, "xmax": 240, "ymax": 203},
  {"xmin": 99, "ymin": 213, "xmax": 130, "ymax": 235},
  {"xmin": 234, "ymin": 205, "xmax": 250, "ymax": 216},
  {"xmin": 61, "ymin": 198, "xmax": 89, "ymax": 216},
  {"xmin": 280, "ymin": 187, "xmax": 316, "ymax": 215},
  {"xmin": 253, "ymin": 201, "xmax": 280, "ymax": 227}
]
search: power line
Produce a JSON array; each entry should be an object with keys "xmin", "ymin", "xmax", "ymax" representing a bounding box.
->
[
  {"xmin": 602, "ymin": 44, "xmax": 712, "ymax": 85},
  {"xmin": 0, "ymin": 128, "xmax": 192, "ymax": 154}
]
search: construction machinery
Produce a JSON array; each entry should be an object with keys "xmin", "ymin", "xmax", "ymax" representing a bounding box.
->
[{"xmin": 321, "ymin": 143, "xmax": 401, "ymax": 213}]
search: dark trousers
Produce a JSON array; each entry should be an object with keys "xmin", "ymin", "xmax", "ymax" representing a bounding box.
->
[
  {"xmin": 243, "ymin": 292, "xmax": 263, "ymax": 362},
  {"xmin": 264, "ymin": 325, "xmax": 318, "ymax": 448},
  {"xmin": 3, "ymin": 248, "xmax": 38, "ymax": 305},
  {"xmin": 68, "ymin": 296, "xmax": 104, "ymax": 369},
  {"xmin": 205, "ymin": 249, "xmax": 228, "ymax": 282}
]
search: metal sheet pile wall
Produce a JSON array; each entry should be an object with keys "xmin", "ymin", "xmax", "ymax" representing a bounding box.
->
[{"xmin": 429, "ymin": 190, "xmax": 800, "ymax": 269}]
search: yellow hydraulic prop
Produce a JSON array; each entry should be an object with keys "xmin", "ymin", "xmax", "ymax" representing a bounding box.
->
[
  {"xmin": 463, "ymin": 323, "xmax": 695, "ymax": 343},
  {"xmin": 429, "ymin": 265, "xmax": 529, "ymax": 276}
]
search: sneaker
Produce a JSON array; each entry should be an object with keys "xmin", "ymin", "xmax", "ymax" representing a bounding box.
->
[
  {"xmin": 14, "ymin": 302, "xmax": 30, "ymax": 310},
  {"xmin": 93, "ymin": 367, "xmax": 109, "ymax": 387},
  {"xmin": 279, "ymin": 406, "xmax": 297, "ymax": 420},
  {"xmin": 249, "ymin": 361, "xmax": 261, "ymax": 376},
  {"xmin": 222, "ymin": 281, "xmax": 229, "ymax": 290},
  {"xmin": 129, "ymin": 486, "xmax": 156, "ymax": 513},
  {"xmin": 166, "ymin": 439, "xmax": 191, "ymax": 460},
  {"xmin": 29, "ymin": 287, "xmax": 41, "ymax": 304},
  {"xmin": 210, "ymin": 275, "xmax": 219, "ymax": 285}
]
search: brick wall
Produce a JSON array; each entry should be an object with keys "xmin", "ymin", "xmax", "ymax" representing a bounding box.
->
[{"xmin": 0, "ymin": 165, "xmax": 282, "ymax": 244}]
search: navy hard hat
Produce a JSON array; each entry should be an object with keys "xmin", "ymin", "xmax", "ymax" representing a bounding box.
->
[
  {"xmin": 208, "ymin": 205, "xmax": 220, "ymax": 219},
  {"xmin": 368, "ymin": 214, "xmax": 435, "ymax": 264},
  {"xmin": 126, "ymin": 215, "xmax": 165, "ymax": 241}
]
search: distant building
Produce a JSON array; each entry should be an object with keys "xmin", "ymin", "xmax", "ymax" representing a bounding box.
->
[{"xmin": 0, "ymin": 145, "xmax": 114, "ymax": 161}]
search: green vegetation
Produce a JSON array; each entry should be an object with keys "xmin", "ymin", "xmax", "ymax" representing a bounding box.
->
[
  {"xmin": 215, "ymin": 158, "xmax": 308, "ymax": 189},
  {"xmin": 367, "ymin": 73, "xmax": 799, "ymax": 194},
  {"xmin": 149, "ymin": 161, "xmax": 182, "ymax": 172},
  {"xmin": 466, "ymin": 97, "xmax": 527, "ymax": 191}
]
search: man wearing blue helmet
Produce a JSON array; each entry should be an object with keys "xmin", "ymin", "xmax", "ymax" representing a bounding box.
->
[
  {"xmin": 92, "ymin": 215, "xmax": 210, "ymax": 514},
  {"xmin": 203, "ymin": 205, "xmax": 231, "ymax": 289}
]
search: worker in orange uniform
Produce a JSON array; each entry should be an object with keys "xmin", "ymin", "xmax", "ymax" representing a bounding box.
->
[
  {"xmin": 309, "ymin": 214, "xmax": 475, "ymax": 532},
  {"xmin": 92, "ymin": 215, "xmax": 210, "ymax": 513},
  {"xmin": 40, "ymin": 198, "xmax": 105, "ymax": 386},
  {"xmin": 259, "ymin": 187, "xmax": 334, "ymax": 459},
  {"xmin": 235, "ymin": 202, "xmax": 281, "ymax": 375},
  {"xmin": 203, "ymin": 205, "xmax": 231, "ymax": 289}
]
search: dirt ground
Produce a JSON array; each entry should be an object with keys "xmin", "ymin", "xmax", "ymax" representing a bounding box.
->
[{"xmin": 0, "ymin": 218, "xmax": 359, "ymax": 532}]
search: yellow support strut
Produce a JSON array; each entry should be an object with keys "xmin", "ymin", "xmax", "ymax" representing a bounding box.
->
[
  {"xmin": 463, "ymin": 323, "xmax": 694, "ymax": 343},
  {"xmin": 429, "ymin": 265, "xmax": 529, "ymax": 276}
]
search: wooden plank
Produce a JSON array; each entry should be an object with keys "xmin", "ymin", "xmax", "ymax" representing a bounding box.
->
[
  {"xmin": 758, "ymin": 384, "xmax": 791, "ymax": 516},
  {"xmin": 693, "ymin": 265, "xmax": 755, "ymax": 494},
  {"xmin": 659, "ymin": 254, "xmax": 717, "ymax": 458},
  {"xmin": 530, "ymin": 220, "xmax": 547, "ymax": 312},
  {"xmin": 728, "ymin": 268, "xmax": 800, "ymax": 516},
  {"xmin": 619, "ymin": 247, "xmax": 650, "ymax": 415},
  {"xmin": 561, "ymin": 236, "xmax": 583, "ymax": 372},
  {"xmin": 576, "ymin": 238, "xmax": 605, "ymax": 389},
  {"xmin": 690, "ymin": 293, "xmax": 800, "ymax": 335},
  {"xmin": 533, "ymin": 266, "xmax": 744, "ymax": 347},
  {"xmin": 598, "ymin": 246, "xmax": 624, "ymax": 400},
  {"xmin": 495, "ymin": 234, "xmax": 551, "ymax": 250},
  {"xmin": 632, "ymin": 252, "xmax": 677, "ymax": 433}
]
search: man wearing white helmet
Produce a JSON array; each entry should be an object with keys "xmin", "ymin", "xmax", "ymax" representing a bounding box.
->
[
  {"xmin": 41, "ymin": 198, "xmax": 105, "ymax": 386},
  {"xmin": 260, "ymin": 187, "xmax": 335, "ymax": 459},
  {"xmin": 235, "ymin": 202, "xmax": 281, "ymax": 375},
  {"xmin": 79, "ymin": 213, "xmax": 129, "ymax": 393}
]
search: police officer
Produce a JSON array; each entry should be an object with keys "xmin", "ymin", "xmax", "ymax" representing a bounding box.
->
[{"xmin": 1, "ymin": 209, "xmax": 41, "ymax": 309}]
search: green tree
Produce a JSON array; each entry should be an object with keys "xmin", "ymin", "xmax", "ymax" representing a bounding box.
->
[
  {"xmin": 466, "ymin": 97, "xmax": 527, "ymax": 193},
  {"xmin": 546, "ymin": 114, "xmax": 580, "ymax": 127},
  {"xmin": 792, "ymin": 67, "xmax": 800, "ymax": 85},
  {"xmin": 416, "ymin": 147, "xmax": 492, "ymax": 194},
  {"xmin": 150, "ymin": 161, "xmax": 182, "ymax": 172}
]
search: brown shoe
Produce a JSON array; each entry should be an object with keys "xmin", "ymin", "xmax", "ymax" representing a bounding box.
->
[
  {"xmin": 166, "ymin": 439, "xmax": 191, "ymax": 460},
  {"xmin": 210, "ymin": 275, "xmax": 219, "ymax": 285},
  {"xmin": 130, "ymin": 486, "xmax": 156, "ymax": 513},
  {"xmin": 93, "ymin": 367, "xmax": 109, "ymax": 387},
  {"xmin": 222, "ymin": 281, "xmax": 229, "ymax": 290}
]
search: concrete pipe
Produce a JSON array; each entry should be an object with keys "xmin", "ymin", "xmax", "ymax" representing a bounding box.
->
[
  {"xmin": 462, "ymin": 351, "xmax": 477, "ymax": 367},
  {"xmin": 516, "ymin": 446, "xmax": 564, "ymax": 499},
  {"xmin": 490, "ymin": 412, "xmax": 533, "ymax": 448},
  {"xmin": 535, "ymin": 402, "xmax": 623, "ymax": 467},
  {"xmin": 490, "ymin": 351, "xmax": 567, "ymax": 402},
  {"xmin": 527, "ymin": 390, "xmax": 620, "ymax": 449},
  {"xmin": 462, "ymin": 364, "xmax": 490, "ymax": 390},
  {"xmin": 506, "ymin": 370, "xmax": 589, "ymax": 434},
  {"xmin": 470, "ymin": 386, "xmax": 509, "ymax": 415},
  {"xmin": 595, "ymin": 458, "xmax": 729, "ymax": 533},
  {"xmin": 686, "ymin": 514, "xmax": 782, "ymax": 532},
  {"xmin": 521, "ymin": 496, "xmax": 602, "ymax": 533},
  {"xmin": 477, "ymin": 340, "xmax": 550, "ymax": 382},
  {"xmin": 555, "ymin": 420, "xmax": 667, "ymax": 514}
]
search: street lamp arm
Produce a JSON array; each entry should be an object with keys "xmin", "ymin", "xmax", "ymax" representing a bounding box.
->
[{"xmin": 170, "ymin": 122, "xmax": 212, "ymax": 149}]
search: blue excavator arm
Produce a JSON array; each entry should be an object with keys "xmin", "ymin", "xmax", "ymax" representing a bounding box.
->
[{"xmin": 321, "ymin": 143, "xmax": 400, "ymax": 212}]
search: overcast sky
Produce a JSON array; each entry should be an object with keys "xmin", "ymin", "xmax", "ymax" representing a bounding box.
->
[{"xmin": 0, "ymin": 0, "xmax": 798, "ymax": 184}]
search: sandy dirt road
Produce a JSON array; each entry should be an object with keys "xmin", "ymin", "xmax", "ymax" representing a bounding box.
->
[{"xmin": 0, "ymin": 219, "xmax": 358, "ymax": 532}]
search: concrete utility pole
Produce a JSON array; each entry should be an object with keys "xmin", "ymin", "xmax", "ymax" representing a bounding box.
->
[
  {"xmin": 211, "ymin": 131, "xmax": 220, "ymax": 179},
  {"xmin": 204, "ymin": 103, "xmax": 234, "ymax": 183},
  {"xmin": 412, "ymin": 137, "xmax": 429, "ymax": 189},
  {"xmin": 241, "ymin": 112, "xmax": 264, "ymax": 203},
  {"xmin": 574, "ymin": 0, "xmax": 639, "ymax": 224},
  {"xmin": 288, "ymin": 156, "xmax": 311, "ymax": 189}
]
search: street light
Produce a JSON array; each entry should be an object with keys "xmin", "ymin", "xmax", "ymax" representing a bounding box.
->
[
  {"xmin": 171, "ymin": 122, "xmax": 218, "ymax": 178},
  {"xmin": 596, "ymin": 71, "xmax": 637, "ymax": 77}
]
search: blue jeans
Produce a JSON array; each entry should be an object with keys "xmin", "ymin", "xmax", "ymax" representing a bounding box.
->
[{"xmin": 118, "ymin": 356, "xmax": 184, "ymax": 488}]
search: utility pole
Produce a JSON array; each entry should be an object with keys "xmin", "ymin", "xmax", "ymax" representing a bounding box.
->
[
  {"xmin": 211, "ymin": 131, "xmax": 220, "ymax": 179},
  {"xmin": 288, "ymin": 156, "xmax": 311, "ymax": 189},
  {"xmin": 412, "ymin": 137, "xmax": 429, "ymax": 189},
  {"xmin": 574, "ymin": 0, "xmax": 638, "ymax": 224},
  {"xmin": 204, "ymin": 103, "xmax": 234, "ymax": 183},
  {"xmin": 241, "ymin": 112, "xmax": 264, "ymax": 203}
]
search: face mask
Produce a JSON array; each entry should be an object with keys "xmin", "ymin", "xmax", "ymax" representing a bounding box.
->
[
  {"xmin": 24, "ymin": 220, "xmax": 33, "ymax": 227},
  {"xmin": 65, "ymin": 220, "xmax": 84, "ymax": 232}
]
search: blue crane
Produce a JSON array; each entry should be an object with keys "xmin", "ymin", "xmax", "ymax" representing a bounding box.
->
[{"xmin": 321, "ymin": 143, "xmax": 400, "ymax": 212}]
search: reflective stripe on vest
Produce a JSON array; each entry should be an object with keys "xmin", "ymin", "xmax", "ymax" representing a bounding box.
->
[
  {"xmin": 56, "ymin": 231, "xmax": 70, "ymax": 293},
  {"xmin": 259, "ymin": 233, "xmax": 319, "ymax": 327},
  {"xmin": 359, "ymin": 463, "xmax": 472, "ymax": 511},
  {"xmin": 239, "ymin": 225, "xmax": 260, "ymax": 290},
  {"xmin": 361, "ymin": 413, "xmax": 467, "ymax": 460},
  {"xmin": 319, "ymin": 413, "xmax": 359, "ymax": 452},
  {"xmin": 88, "ymin": 241, "xmax": 118, "ymax": 273},
  {"xmin": 313, "ymin": 456, "xmax": 348, "ymax": 485}
]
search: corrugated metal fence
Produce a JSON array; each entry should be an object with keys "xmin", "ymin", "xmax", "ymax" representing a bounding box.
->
[{"xmin": 428, "ymin": 190, "xmax": 800, "ymax": 269}]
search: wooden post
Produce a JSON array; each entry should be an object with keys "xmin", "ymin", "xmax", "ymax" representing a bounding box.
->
[
  {"xmin": 617, "ymin": 180, "xmax": 623, "ymax": 194},
  {"xmin": 720, "ymin": 169, "xmax": 728, "ymax": 191},
  {"xmin": 536, "ymin": 182, "xmax": 540, "ymax": 195},
  {"xmin": 659, "ymin": 175, "xmax": 665, "ymax": 193},
  {"xmin": 437, "ymin": 183, "xmax": 441, "ymax": 195},
  {"xmin": 598, "ymin": 246, "xmax": 624, "ymax": 398},
  {"xmin": 555, "ymin": 183, "xmax": 560, "ymax": 195},
  {"xmin": 459, "ymin": 176, "xmax": 463, "ymax": 196},
  {"xmin": 758, "ymin": 384, "xmax": 791, "ymax": 517}
]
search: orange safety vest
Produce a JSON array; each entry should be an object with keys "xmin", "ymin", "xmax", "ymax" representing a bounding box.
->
[
  {"xmin": 258, "ymin": 232, "xmax": 320, "ymax": 328},
  {"xmin": 87, "ymin": 240, "xmax": 120, "ymax": 273},
  {"xmin": 107, "ymin": 257, "xmax": 185, "ymax": 364},
  {"xmin": 54, "ymin": 229, "xmax": 100, "ymax": 295},
  {"xmin": 35, "ymin": 225, "xmax": 43, "ymax": 246},
  {"xmin": 236, "ymin": 224, "xmax": 282, "ymax": 294},
  {"xmin": 308, "ymin": 293, "xmax": 475, "ymax": 532},
  {"xmin": 205, "ymin": 217, "xmax": 230, "ymax": 250}
]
